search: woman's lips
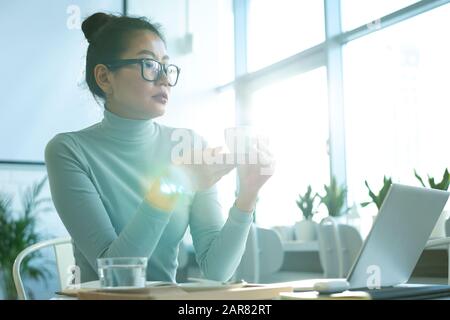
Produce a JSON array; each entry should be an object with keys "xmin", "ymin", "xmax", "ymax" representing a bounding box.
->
[{"xmin": 152, "ymin": 94, "xmax": 168, "ymax": 104}]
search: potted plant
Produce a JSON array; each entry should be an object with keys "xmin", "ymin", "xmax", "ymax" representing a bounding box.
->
[
  {"xmin": 295, "ymin": 185, "xmax": 318, "ymax": 241},
  {"xmin": 361, "ymin": 176, "xmax": 392, "ymax": 224},
  {"xmin": 414, "ymin": 168, "xmax": 449, "ymax": 238},
  {"xmin": 318, "ymin": 177, "xmax": 350, "ymax": 222},
  {"xmin": 0, "ymin": 176, "xmax": 52, "ymax": 299},
  {"xmin": 361, "ymin": 176, "xmax": 393, "ymax": 210},
  {"xmin": 415, "ymin": 168, "xmax": 449, "ymax": 191}
]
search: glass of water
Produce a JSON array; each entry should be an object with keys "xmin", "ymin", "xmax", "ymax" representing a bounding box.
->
[{"xmin": 97, "ymin": 257, "xmax": 147, "ymax": 289}]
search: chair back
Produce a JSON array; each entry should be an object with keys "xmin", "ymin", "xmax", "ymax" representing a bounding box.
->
[
  {"xmin": 317, "ymin": 218, "xmax": 363, "ymax": 278},
  {"xmin": 13, "ymin": 237, "xmax": 74, "ymax": 300}
]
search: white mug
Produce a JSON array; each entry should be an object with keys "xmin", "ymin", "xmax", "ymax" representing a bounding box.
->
[{"xmin": 223, "ymin": 126, "xmax": 271, "ymax": 168}]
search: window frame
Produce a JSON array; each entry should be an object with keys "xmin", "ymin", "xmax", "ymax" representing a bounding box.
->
[{"xmin": 219, "ymin": 0, "xmax": 449, "ymax": 213}]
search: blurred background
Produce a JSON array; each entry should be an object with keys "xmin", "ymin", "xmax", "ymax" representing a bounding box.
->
[{"xmin": 1, "ymin": 0, "xmax": 449, "ymax": 299}]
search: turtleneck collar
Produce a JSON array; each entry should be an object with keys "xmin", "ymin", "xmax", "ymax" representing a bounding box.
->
[{"xmin": 100, "ymin": 107, "xmax": 157, "ymax": 142}]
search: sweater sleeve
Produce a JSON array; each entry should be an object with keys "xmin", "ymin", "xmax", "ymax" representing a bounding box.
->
[
  {"xmin": 45, "ymin": 133, "xmax": 173, "ymax": 273},
  {"xmin": 188, "ymin": 184, "xmax": 254, "ymax": 282}
]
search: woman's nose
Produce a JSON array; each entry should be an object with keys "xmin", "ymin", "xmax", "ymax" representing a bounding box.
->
[{"xmin": 157, "ymin": 68, "xmax": 170, "ymax": 86}]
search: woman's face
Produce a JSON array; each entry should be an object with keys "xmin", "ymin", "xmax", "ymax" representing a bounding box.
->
[{"xmin": 102, "ymin": 30, "xmax": 172, "ymax": 120}]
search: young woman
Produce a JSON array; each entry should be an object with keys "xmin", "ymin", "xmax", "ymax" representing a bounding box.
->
[{"xmin": 45, "ymin": 12, "xmax": 274, "ymax": 283}]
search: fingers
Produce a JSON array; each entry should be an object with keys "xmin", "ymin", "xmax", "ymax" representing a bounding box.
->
[
  {"xmin": 180, "ymin": 162, "xmax": 236, "ymax": 192},
  {"xmin": 245, "ymin": 141, "xmax": 274, "ymax": 167},
  {"xmin": 211, "ymin": 165, "xmax": 235, "ymax": 179},
  {"xmin": 184, "ymin": 163, "xmax": 235, "ymax": 173},
  {"xmin": 202, "ymin": 164, "xmax": 235, "ymax": 182},
  {"xmin": 212, "ymin": 163, "xmax": 236, "ymax": 172}
]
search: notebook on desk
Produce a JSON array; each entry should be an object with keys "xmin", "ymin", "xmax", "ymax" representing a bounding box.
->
[
  {"xmin": 75, "ymin": 283, "xmax": 294, "ymax": 300},
  {"xmin": 279, "ymin": 184, "xmax": 450, "ymax": 299},
  {"xmin": 57, "ymin": 281, "xmax": 294, "ymax": 300}
]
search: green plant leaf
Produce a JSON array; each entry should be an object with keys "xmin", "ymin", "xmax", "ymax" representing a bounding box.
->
[
  {"xmin": 319, "ymin": 177, "xmax": 348, "ymax": 217},
  {"xmin": 434, "ymin": 168, "xmax": 449, "ymax": 191},
  {"xmin": 296, "ymin": 185, "xmax": 318, "ymax": 220},
  {"xmin": 363, "ymin": 176, "xmax": 392, "ymax": 210},
  {"xmin": 414, "ymin": 169, "xmax": 426, "ymax": 188},
  {"xmin": 0, "ymin": 176, "xmax": 51, "ymax": 299},
  {"xmin": 414, "ymin": 169, "xmax": 449, "ymax": 191}
]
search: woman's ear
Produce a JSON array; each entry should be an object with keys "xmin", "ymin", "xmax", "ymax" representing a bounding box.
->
[{"xmin": 94, "ymin": 64, "xmax": 113, "ymax": 95}]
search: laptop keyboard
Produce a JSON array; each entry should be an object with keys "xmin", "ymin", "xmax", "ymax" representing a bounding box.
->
[{"xmin": 355, "ymin": 284, "xmax": 450, "ymax": 300}]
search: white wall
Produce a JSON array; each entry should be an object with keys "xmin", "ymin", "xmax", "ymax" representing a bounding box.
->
[{"xmin": 0, "ymin": 0, "xmax": 123, "ymax": 162}]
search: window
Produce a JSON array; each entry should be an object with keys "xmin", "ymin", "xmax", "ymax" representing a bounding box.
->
[
  {"xmin": 341, "ymin": 0, "xmax": 419, "ymax": 31},
  {"xmin": 217, "ymin": 0, "xmax": 235, "ymax": 85},
  {"xmin": 247, "ymin": 0, "xmax": 325, "ymax": 72},
  {"xmin": 343, "ymin": 4, "xmax": 450, "ymax": 214},
  {"xmin": 249, "ymin": 67, "xmax": 330, "ymax": 227},
  {"xmin": 193, "ymin": 89, "xmax": 237, "ymax": 214}
]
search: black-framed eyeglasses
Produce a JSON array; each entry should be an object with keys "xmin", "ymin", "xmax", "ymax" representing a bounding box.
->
[{"xmin": 104, "ymin": 58, "xmax": 181, "ymax": 87}]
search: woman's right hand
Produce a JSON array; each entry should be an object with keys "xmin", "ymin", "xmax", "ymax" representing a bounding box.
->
[
  {"xmin": 175, "ymin": 146, "xmax": 236, "ymax": 192},
  {"xmin": 146, "ymin": 146, "xmax": 235, "ymax": 212}
]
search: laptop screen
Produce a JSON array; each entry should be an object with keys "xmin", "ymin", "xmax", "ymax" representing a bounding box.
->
[{"xmin": 346, "ymin": 184, "xmax": 449, "ymax": 289}]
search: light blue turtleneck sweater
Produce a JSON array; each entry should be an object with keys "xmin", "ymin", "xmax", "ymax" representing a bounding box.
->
[{"xmin": 44, "ymin": 108, "xmax": 254, "ymax": 283}]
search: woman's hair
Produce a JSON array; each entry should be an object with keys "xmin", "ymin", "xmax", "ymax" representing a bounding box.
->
[{"xmin": 81, "ymin": 12, "xmax": 166, "ymax": 100}]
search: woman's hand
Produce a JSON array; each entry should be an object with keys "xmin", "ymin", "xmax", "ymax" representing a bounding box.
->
[
  {"xmin": 175, "ymin": 146, "xmax": 236, "ymax": 192},
  {"xmin": 146, "ymin": 146, "xmax": 235, "ymax": 212},
  {"xmin": 235, "ymin": 140, "xmax": 275, "ymax": 212}
]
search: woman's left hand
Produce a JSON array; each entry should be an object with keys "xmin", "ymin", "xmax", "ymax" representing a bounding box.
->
[
  {"xmin": 235, "ymin": 140, "xmax": 275, "ymax": 212},
  {"xmin": 174, "ymin": 146, "xmax": 236, "ymax": 192}
]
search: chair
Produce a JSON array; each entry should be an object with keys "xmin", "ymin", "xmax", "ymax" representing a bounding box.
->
[
  {"xmin": 13, "ymin": 234, "xmax": 201, "ymax": 299},
  {"xmin": 13, "ymin": 237, "xmax": 75, "ymax": 300},
  {"xmin": 317, "ymin": 217, "xmax": 364, "ymax": 278},
  {"xmin": 234, "ymin": 226, "xmax": 284, "ymax": 283},
  {"xmin": 272, "ymin": 225, "xmax": 295, "ymax": 241}
]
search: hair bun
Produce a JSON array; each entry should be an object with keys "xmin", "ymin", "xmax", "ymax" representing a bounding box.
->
[{"xmin": 82, "ymin": 12, "xmax": 114, "ymax": 43}]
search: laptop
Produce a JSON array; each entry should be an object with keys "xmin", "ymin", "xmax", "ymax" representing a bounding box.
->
[{"xmin": 286, "ymin": 183, "xmax": 450, "ymax": 298}]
